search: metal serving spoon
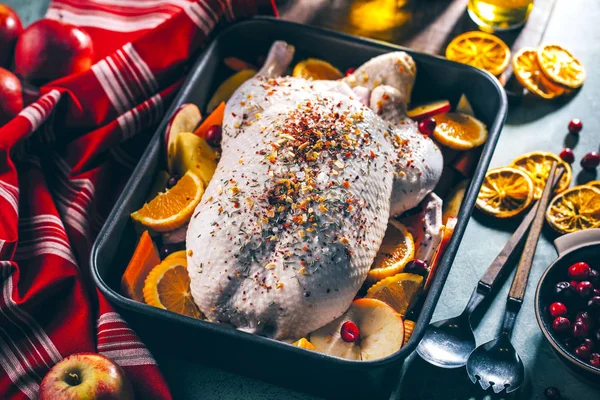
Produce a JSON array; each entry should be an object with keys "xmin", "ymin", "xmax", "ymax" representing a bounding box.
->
[
  {"xmin": 416, "ymin": 168, "xmax": 564, "ymax": 369},
  {"xmin": 466, "ymin": 163, "xmax": 558, "ymax": 394}
]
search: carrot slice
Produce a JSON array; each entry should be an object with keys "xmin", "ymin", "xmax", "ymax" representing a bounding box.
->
[
  {"xmin": 194, "ymin": 101, "xmax": 225, "ymax": 138},
  {"xmin": 452, "ymin": 148, "xmax": 482, "ymax": 178},
  {"xmin": 121, "ymin": 231, "xmax": 161, "ymax": 302}
]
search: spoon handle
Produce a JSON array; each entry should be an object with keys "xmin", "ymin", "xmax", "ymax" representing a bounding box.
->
[{"xmin": 508, "ymin": 162, "xmax": 558, "ymax": 302}]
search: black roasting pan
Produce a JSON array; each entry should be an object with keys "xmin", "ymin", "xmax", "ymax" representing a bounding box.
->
[{"xmin": 91, "ymin": 17, "xmax": 507, "ymax": 399}]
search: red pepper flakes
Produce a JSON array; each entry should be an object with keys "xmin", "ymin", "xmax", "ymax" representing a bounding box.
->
[{"xmin": 343, "ymin": 181, "xmax": 351, "ymax": 189}]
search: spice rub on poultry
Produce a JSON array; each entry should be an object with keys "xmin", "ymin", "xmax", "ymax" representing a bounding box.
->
[{"xmin": 186, "ymin": 41, "xmax": 443, "ymax": 340}]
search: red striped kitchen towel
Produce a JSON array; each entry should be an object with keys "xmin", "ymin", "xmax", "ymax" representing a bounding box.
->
[{"xmin": 0, "ymin": 1, "xmax": 275, "ymax": 399}]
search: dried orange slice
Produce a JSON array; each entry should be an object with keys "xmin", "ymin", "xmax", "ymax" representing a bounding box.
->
[
  {"xmin": 292, "ymin": 58, "xmax": 343, "ymax": 80},
  {"xmin": 143, "ymin": 256, "xmax": 202, "ymax": 318},
  {"xmin": 368, "ymin": 221, "xmax": 415, "ymax": 282},
  {"xmin": 476, "ymin": 167, "xmax": 534, "ymax": 218},
  {"xmin": 445, "ymin": 31, "xmax": 511, "ymax": 76},
  {"xmin": 537, "ymin": 44, "xmax": 585, "ymax": 89},
  {"xmin": 366, "ymin": 272, "xmax": 423, "ymax": 316},
  {"xmin": 586, "ymin": 180, "xmax": 600, "ymax": 191},
  {"xmin": 432, "ymin": 112, "xmax": 488, "ymax": 150},
  {"xmin": 292, "ymin": 338, "xmax": 315, "ymax": 350},
  {"xmin": 131, "ymin": 170, "xmax": 204, "ymax": 232},
  {"xmin": 513, "ymin": 48, "xmax": 565, "ymax": 99},
  {"xmin": 403, "ymin": 320, "xmax": 415, "ymax": 347},
  {"xmin": 546, "ymin": 186, "xmax": 600, "ymax": 234},
  {"xmin": 511, "ymin": 151, "xmax": 572, "ymax": 199}
]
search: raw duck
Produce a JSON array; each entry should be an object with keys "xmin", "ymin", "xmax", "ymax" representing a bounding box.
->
[{"xmin": 186, "ymin": 41, "xmax": 443, "ymax": 340}]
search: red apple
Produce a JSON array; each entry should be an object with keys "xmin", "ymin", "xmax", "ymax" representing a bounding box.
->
[
  {"xmin": 15, "ymin": 20, "xmax": 94, "ymax": 84},
  {"xmin": 0, "ymin": 4, "xmax": 22, "ymax": 68},
  {"xmin": 0, "ymin": 67, "xmax": 23, "ymax": 125},
  {"xmin": 39, "ymin": 353, "xmax": 134, "ymax": 400},
  {"xmin": 407, "ymin": 100, "xmax": 451, "ymax": 121}
]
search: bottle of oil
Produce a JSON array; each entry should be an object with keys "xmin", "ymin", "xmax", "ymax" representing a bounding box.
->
[{"xmin": 468, "ymin": 0, "xmax": 534, "ymax": 31}]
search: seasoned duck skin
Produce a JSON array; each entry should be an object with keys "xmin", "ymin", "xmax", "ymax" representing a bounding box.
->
[{"xmin": 186, "ymin": 42, "xmax": 443, "ymax": 340}]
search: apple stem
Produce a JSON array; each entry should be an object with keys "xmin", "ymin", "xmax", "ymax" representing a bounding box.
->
[{"xmin": 65, "ymin": 371, "xmax": 81, "ymax": 386}]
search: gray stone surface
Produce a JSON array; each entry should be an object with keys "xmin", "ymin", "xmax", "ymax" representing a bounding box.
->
[{"xmin": 6, "ymin": 0, "xmax": 600, "ymax": 399}]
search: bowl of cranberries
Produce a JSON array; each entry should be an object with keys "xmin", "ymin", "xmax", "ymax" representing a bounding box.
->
[{"xmin": 535, "ymin": 229, "xmax": 600, "ymax": 382}]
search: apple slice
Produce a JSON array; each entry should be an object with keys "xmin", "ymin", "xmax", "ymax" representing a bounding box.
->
[
  {"xmin": 165, "ymin": 103, "xmax": 202, "ymax": 172},
  {"xmin": 406, "ymin": 100, "xmax": 451, "ymax": 121},
  {"xmin": 456, "ymin": 94, "xmax": 475, "ymax": 116},
  {"xmin": 442, "ymin": 179, "xmax": 469, "ymax": 225},
  {"xmin": 170, "ymin": 132, "xmax": 218, "ymax": 186},
  {"xmin": 309, "ymin": 298, "xmax": 404, "ymax": 361}
]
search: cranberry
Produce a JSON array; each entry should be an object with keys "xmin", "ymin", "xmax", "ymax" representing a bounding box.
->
[
  {"xmin": 573, "ymin": 320, "xmax": 589, "ymax": 338},
  {"xmin": 549, "ymin": 302, "xmax": 568, "ymax": 317},
  {"xmin": 555, "ymin": 281, "xmax": 576, "ymax": 301},
  {"xmin": 340, "ymin": 320, "xmax": 359, "ymax": 343},
  {"xmin": 589, "ymin": 269, "xmax": 600, "ymax": 286},
  {"xmin": 582, "ymin": 338, "xmax": 595, "ymax": 351},
  {"xmin": 559, "ymin": 148, "xmax": 575, "ymax": 164},
  {"xmin": 544, "ymin": 386, "xmax": 562, "ymax": 400},
  {"xmin": 581, "ymin": 152, "xmax": 600, "ymax": 170},
  {"xmin": 404, "ymin": 259, "xmax": 429, "ymax": 276},
  {"xmin": 205, "ymin": 125, "xmax": 222, "ymax": 147},
  {"xmin": 570, "ymin": 280, "xmax": 580, "ymax": 290},
  {"xmin": 588, "ymin": 296, "xmax": 600, "ymax": 313},
  {"xmin": 568, "ymin": 262, "xmax": 591, "ymax": 281},
  {"xmin": 345, "ymin": 67, "xmax": 356, "ymax": 77},
  {"xmin": 568, "ymin": 118, "xmax": 583, "ymax": 134},
  {"xmin": 418, "ymin": 117, "xmax": 436, "ymax": 136},
  {"xmin": 577, "ymin": 281, "xmax": 594, "ymax": 298},
  {"xmin": 553, "ymin": 317, "xmax": 571, "ymax": 333},
  {"xmin": 576, "ymin": 311, "xmax": 592, "ymax": 326},
  {"xmin": 544, "ymin": 387, "xmax": 562, "ymax": 400},
  {"xmin": 590, "ymin": 353, "xmax": 600, "ymax": 368},
  {"xmin": 575, "ymin": 344, "xmax": 591, "ymax": 360},
  {"xmin": 166, "ymin": 176, "xmax": 178, "ymax": 189}
]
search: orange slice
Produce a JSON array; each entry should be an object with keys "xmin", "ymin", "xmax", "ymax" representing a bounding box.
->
[
  {"xmin": 432, "ymin": 112, "xmax": 488, "ymax": 150},
  {"xmin": 292, "ymin": 58, "xmax": 343, "ymax": 80},
  {"xmin": 537, "ymin": 44, "xmax": 585, "ymax": 89},
  {"xmin": 368, "ymin": 221, "xmax": 415, "ymax": 282},
  {"xmin": 513, "ymin": 48, "xmax": 565, "ymax": 99},
  {"xmin": 476, "ymin": 167, "xmax": 534, "ymax": 218},
  {"xmin": 586, "ymin": 180, "xmax": 600, "ymax": 191},
  {"xmin": 366, "ymin": 272, "xmax": 423, "ymax": 316},
  {"xmin": 511, "ymin": 151, "xmax": 572, "ymax": 199},
  {"xmin": 546, "ymin": 186, "xmax": 600, "ymax": 234},
  {"xmin": 143, "ymin": 256, "xmax": 202, "ymax": 318},
  {"xmin": 131, "ymin": 170, "xmax": 204, "ymax": 232},
  {"xmin": 445, "ymin": 31, "xmax": 511, "ymax": 76},
  {"xmin": 292, "ymin": 338, "xmax": 315, "ymax": 350},
  {"xmin": 403, "ymin": 320, "xmax": 415, "ymax": 347},
  {"xmin": 163, "ymin": 250, "xmax": 187, "ymax": 262},
  {"xmin": 121, "ymin": 231, "xmax": 161, "ymax": 302}
]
